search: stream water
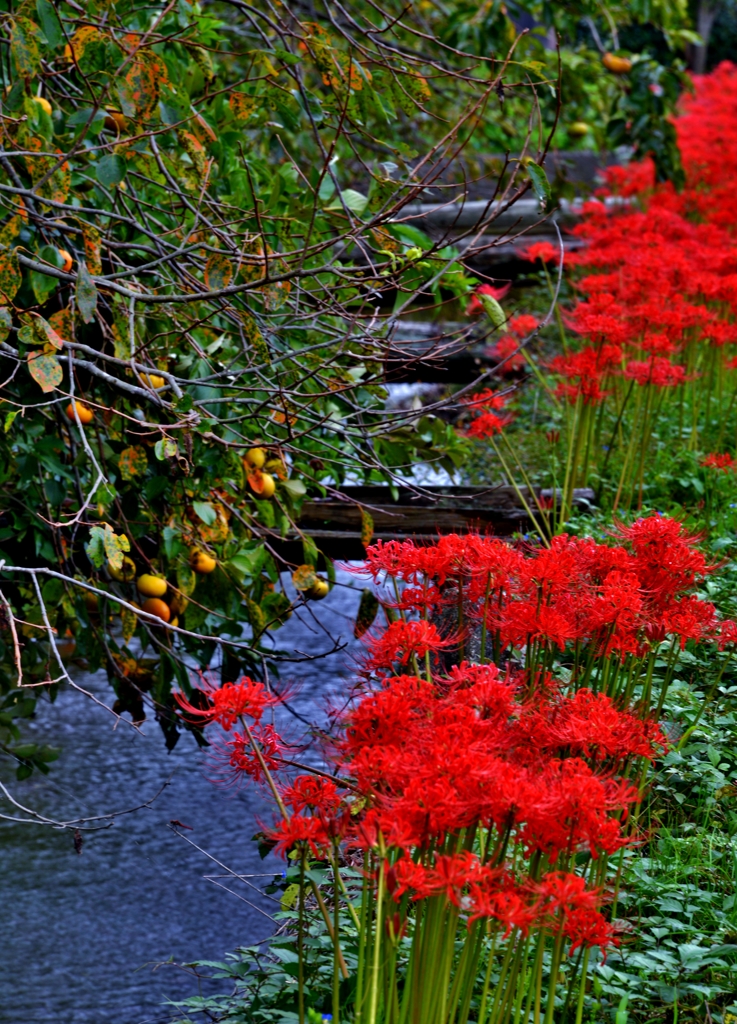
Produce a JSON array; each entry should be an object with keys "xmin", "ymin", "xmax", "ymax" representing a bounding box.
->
[{"xmin": 0, "ymin": 571, "xmax": 365, "ymax": 1024}]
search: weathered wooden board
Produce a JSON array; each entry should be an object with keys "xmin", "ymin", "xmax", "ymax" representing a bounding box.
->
[{"xmin": 271, "ymin": 486, "xmax": 595, "ymax": 562}]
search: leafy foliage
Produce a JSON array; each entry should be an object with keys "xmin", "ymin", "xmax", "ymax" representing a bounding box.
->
[{"xmin": 0, "ymin": 0, "xmax": 565, "ymax": 770}]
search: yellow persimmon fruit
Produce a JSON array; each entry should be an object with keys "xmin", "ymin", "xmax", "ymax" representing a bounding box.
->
[
  {"xmin": 308, "ymin": 578, "xmax": 330, "ymax": 600},
  {"xmin": 33, "ymin": 96, "xmax": 52, "ymax": 116},
  {"xmin": 136, "ymin": 574, "xmax": 168, "ymax": 598},
  {"xmin": 108, "ymin": 556, "xmax": 136, "ymax": 582},
  {"xmin": 104, "ymin": 110, "xmax": 126, "ymax": 133},
  {"xmin": 189, "ymin": 547, "xmax": 216, "ymax": 574},
  {"xmin": 141, "ymin": 597, "xmax": 171, "ymax": 623},
  {"xmin": 65, "ymin": 401, "xmax": 94, "ymax": 425},
  {"xmin": 245, "ymin": 446, "xmax": 267, "ymax": 469},
  {"xmin": 568, "ymin": 121, "xmax": 590, "ymax": 137},
  {"xmin": 58, "ymin": 248, "xmax": 73, "ymax": 273},
  {"xmin": 142, "ymin": 373, "xmax": 166, "ymax": 390},
  {"xmin": 248, "ymin": 470, "xmax": 276, "ymax": 498},
  {"xmin": 602, "ymin": 52, "xmax": 632, "ymax": 74}
]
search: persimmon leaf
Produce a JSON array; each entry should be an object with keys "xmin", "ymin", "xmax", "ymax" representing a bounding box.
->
[
  {"xmin": 27, "ymin": 350, "xmax": 62, "ymax": 393},
  {"xmin": 76, "ymin": 262, "xmax": 97, "ymax": 323},
  {"xmin": 204, "ymin": 254, "xmax": 233, "ymax": 292},
  {"xmin": 292, "ymin": 564, "xmax": 318, "ymax": 591},
  {"xmin": 0, "ymin": 246, "xmax": 21, "ymax": 302}
]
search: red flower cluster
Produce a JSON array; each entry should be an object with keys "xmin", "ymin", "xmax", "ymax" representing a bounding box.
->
[
  {"xmin": 485, "ymin": 314, "xmax": 540, "ymax": 376},
  {"xmin": 519, "ymin": 241, "xmax": 560, "ymax": 264},
  {"xmin": 550, "ymin": 64, "xmax": 737, "ymax": 408},
  {"xmin": 261, "ymin": 660, "xmax": 661, "ymax": 949},
  {"xmin": 461, "ymin": 387, "xmax": 514, "ymax": 438},
  {"xmin": 701, "ymin": 452, "xmax": 736, "ymax": 472},
  {"xmin": 174, "ymin": 520, "xmax": 733, "ymax": 958},
  {"xmin": 174, "ymin": 675, "xmax": 280, "ymax": 730},
  {"xmin": 358, "ymin": 516, "xmax": 732, "ymax": 661}
]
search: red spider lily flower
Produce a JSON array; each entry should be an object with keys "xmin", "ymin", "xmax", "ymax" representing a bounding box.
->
[
  {"xmin": 281, "ymin": 774, "xmax": 344, "ymax": 814},
  {"xmin": 500, "ymin": 599, "xmax": 577, "ymax": 651},
  {"xmin": 466, "ymin": 876, "xmax": 541, "ymax": 935},
  {"xmin": 613, "ymin": 515, "xmax": 714, "ymax": 600},
  {"xmin": 355, "ymin": 537, "xmax": 459, "ymax": 586},
  {"xmin": 219, "ymin": 723, "xmax": 283, "ymax": 784},
  {"xmin": 519, "ymin": 240, "xmax": 559, "ymax": 263},
  {"xmin": 534, "ymin": 871, "xmax": 601, "ymax": 915},
  {"xmin": 385, "ymin": 855, "xmax": 429, "ymax": 900},
  {"xmin": 174, "ymin": 676, "xmax": 281, "ymax": 730},
  {"xmin": 444, "ymin": 661, "xmax": 518, "ymax": 724},
  {"xmin": 467, "ymin": 410, "xmax": 513, "ymax": 438},
  {"xmin": 364, "ymin": 620, "xmax": 456, "ymax": 670},
  {"xmin": 508, "ymin": 313, "xmax": 539, "ymax": 337},
  {"xmin": 549, "ymin": 345, "xmax": 622, "ymax": 405},
  {"xmin": 466, "ymin": 281, "xmax": 511, "ymax": 316},
  {"xmin": 486, "ymin": 334, "xmax": 526, "ymax": 374},
  {"xmin": 463, "ymin": 385, "xmax": 515, "ymax": 436},
  {"xmin": 660, "ymin": 595, "xmax": 717, "ymax": 649},
  {"xmin": 266, "ymin": 813, "xmax": 330, "ymax": 858},
  {"xmin": 384, "ymin": 583, "xmax": 444, "ymax": 612},
  {"xmin": 461, "ymin": 387, "xmax": 511, "ymax": 411},
  {"xmin": 563, "ymin": 906, "xmax": 618, "ymax": 954},
  {"xmin": 701, "ymin": 452, "xmax": 736, "ymax": 471},
  {"xmin": 717, "ymin": 619, "xmax": 737, "ymax": 650},
  {"xmin": 623, "ymin": 357, "xmax": 691, "ymax": 388},
  {"xmin": 519, "ymin": 689, "xmax": 667, "ymax": 762},
  {"xmin": 403, "ymin": 851, "xmax": 482, "ymax": 903},
  {"xmin": 639, "ymin": 332, "xmax": 678, "ymax": 356}
]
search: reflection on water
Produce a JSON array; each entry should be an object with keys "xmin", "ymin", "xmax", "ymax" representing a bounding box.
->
[{"xmin": 0, "ymin": 572, "xmax": 364, "ymax": 1024}]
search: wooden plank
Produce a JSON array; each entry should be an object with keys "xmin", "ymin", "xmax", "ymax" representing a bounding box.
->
[{"xmin": 269, "ymin": 486, "xmax": 595, "ymax": 562}]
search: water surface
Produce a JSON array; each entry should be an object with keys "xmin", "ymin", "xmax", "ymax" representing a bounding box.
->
[{"xmin": 1, "ymin": 572, "xmax": 364, "ymax": 1024}]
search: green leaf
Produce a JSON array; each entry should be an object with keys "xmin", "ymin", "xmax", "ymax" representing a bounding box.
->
[
  {"xmin": 192, "ymin": 501, "xmax": 217, "ymax": 525},
  {"xmin": 280, "ymin": 883, "xmax": 300, "ymax": 911},
  {"xmin": 36, "ymin": 0, "xmax": 62, "ymax": 47},
  {"xmin": 360, "ymin": 508, "xmax": 374, "ymax": 547},
  {"xmin": 76, "ymin": 261, "xmax": 97, "ymax": 324},
  {"xmin": 479, "ymin": 293, "xmax": 506, "ymax": 330},
  {"xmin": 229, "ymin": 544, "xmax": 267, "ymax": 579},
  {"xmin": 326, "ymin": 189, "xmax": 368, "ymax": 216},
  {"xmin": 68, "ymin": 108, "xmax": 106, "ymax": 128},
  {"xmin": 103, "ymin": 526, "xmax": 130, "ymax": 569},
  {"xmin": 302, "ymin": 534, "xmax": 319, "ymax": 568},
  {"xmin": 34, "ymin": 315, "xmax": 64, "ymax": 350},
  {"xmin": 0, "ymin": 246, "xmax": 21, "ymax": 303},
  {"xmin": 281, "ymin": 478, "xmax": 306, "ymax": 499},
  {"xmin": 354, "ymin": 588, "xmax": 379, "ymax": 638},
  {"xmin": 292, "ymin": 564, "xmax": 318, "ymax": 591},
  {"xmin": 525, "ymin": 160, "xmax": 551, "ymax": 211},
  {"xmin": 4, "ymin": 410, "xmax": 19, "ymax": 433},
  {"xmin": 86, "ymin": 524, "xmax": 129, "ymax": 570},
  {"xmin": 10, "ymin": 17, "xmax": 41, "ymax": 77},
  {"xmin": 118, "ymin": 446, "xmax": 148, "ymax": 481},
  {"xmin": 85, "ymin": 526, "xmax": 106, "ymax": 569},
  {"xmin": 96, "ymin": 154, "xmax": 126, "ymax": 188},
  {"xmin": 176, "ymin": 562, "xmax": 197, "ymax": 598},
  {"xmin": 204, "ymin": 254, "xmax": 233, "ymax": 291},
  {"xmin": 0, "ymin": 307, "xmax": 11, "ymax": 344},
  {"xmin": 154, "ymin": 437, "xmax": 179, "ymax": 461},
  {"xmin": 27, "ymin": 350, "xmax": 62, "ymax": 393},
  {"xmin": 121, "ymin": 606, "xmax": 138, "ymax": 643}
]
